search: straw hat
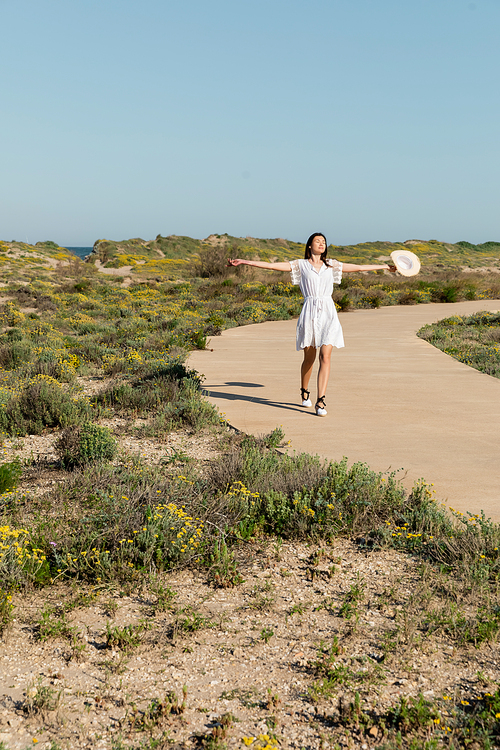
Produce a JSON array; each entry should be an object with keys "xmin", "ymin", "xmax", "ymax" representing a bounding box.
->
[{"xmin": 390, "ymin": 249, "xmax": 421, "ymax": 277}]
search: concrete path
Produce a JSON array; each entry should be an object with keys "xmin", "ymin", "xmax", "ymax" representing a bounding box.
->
[{"xmin": 189, "ymin": 301, "xmax": 500, "ymax": 521}]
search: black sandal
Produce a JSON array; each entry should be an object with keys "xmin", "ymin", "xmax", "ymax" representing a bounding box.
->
[
  {"xmin": 315, "ymin": 396, "xmax": 327, "ymax": 416},
  {"xmin": 301, "ymin": 388, "xmax": 312, "ymax": 407}
]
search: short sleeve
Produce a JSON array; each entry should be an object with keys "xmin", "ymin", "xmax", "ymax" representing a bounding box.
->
[
  {"xmin": 328, "ymin": 259, "xmax": 343, "ymax": 285},
  {"xmin": 289, "ymin": 259, "xmax": 301, "ymax": 285}
]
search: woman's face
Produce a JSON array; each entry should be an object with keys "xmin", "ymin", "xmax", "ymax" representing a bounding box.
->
[{"xmin": 310, "ymin": 235, "xmax": 326, "ymax": 255}]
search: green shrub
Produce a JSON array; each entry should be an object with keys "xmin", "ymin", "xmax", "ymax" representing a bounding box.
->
[
  {"xmin": 71, "ymin": 338, "xmax": 109, "ymax": 363},
  {"xmin": 73, "ymin": 280, "xmax": 92, "ymax": 293},
  {"xmin": 99, "ymin": 377, "xmax": 179, "ymax": 413},
  {"xmin": 432, "ymin": 284, "xmax": 460, "ymax": 303},
  {"xmin": 385, "ymin": 694, "xmax": 441, "ymax": 733},
  {"xmin": 399, "ymin": 290, "xmax": 418, "ymax": 305},
  {"xmin": 0, "ymin": 459, "xmax": 22, "ymax": 494},
  {"xmin": 0, "ymin": 339, "xmax": 33, "ymax": 369},
  {"xmin": 464, "ymin": 285, "xmax": 476, "ymax": 300},
  {"xmin": 335, "ymin": 293, "xmax": 351, "ymax": 311},
  {"xmin": 27, "ymin": 358, "xmax": 61, "ymax": 380},
  {"xmin": 97, "ymin": 363, "xmax": 218, "ymax": 429},
  {"xmin": 0, "ymin": 378, "xmax": 92, "ymax": 435},
  {"xmin": 56, "ymin": 422, "xmax": 117, "ymax": 469},
  {"xmin": 190, "ymin": 330, "xmax": 209, "ymax": 349}
]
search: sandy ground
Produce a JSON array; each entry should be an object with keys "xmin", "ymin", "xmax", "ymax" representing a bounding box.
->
[{"xmin": 2, "ymin": 537, "xmax": 498, "ymax": 750}]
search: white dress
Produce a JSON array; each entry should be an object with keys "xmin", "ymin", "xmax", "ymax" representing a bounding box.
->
[{"xmin": 289, "ymin": 258, "xmax": 345, "ymax": 351}]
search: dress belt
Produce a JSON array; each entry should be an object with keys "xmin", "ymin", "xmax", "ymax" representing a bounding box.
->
[{"xmin": 304, "ymin": 295, "xmax": 331, "ymax": 317}]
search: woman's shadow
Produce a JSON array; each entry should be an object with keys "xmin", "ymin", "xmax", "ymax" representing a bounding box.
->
[{"xmin": 202, "ymin": 381, "xmax": 315, "ymax": 415}]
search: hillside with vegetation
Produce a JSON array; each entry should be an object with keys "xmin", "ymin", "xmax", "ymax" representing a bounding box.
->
[
  {"xmin": 2, "ymin": 233, "xmax": 500, "ymax": 282},
  {"xmin": 84, "ymin": 234, "xmax": 500, "ymax": 278}
]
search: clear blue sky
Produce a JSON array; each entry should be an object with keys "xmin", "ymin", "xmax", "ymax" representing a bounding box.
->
[{"xmin": 1, "ymin": 0, "xmax": 499, "ymax": 246}]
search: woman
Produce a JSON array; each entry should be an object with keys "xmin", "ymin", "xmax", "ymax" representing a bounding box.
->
[{"xmin": 228, "ymin": 233, "xmax": 395, "ymax": 416}]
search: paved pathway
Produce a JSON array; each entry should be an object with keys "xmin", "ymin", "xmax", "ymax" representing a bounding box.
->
[{"xmin": 190, "ymin": 301, "xmax": 500, "ymax": 521}]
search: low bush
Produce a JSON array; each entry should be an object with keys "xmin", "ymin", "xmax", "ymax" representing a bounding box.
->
[
  {"xmin": 56, "ymin": 422, "xmax": 117, "ymax": 469},
  {"xmin": 432, "ymin": 283, "xmax": 460, "ymax": 303},
  {"xmin": 0, "ymin": 377, "xmax": 92, "ymax": 435},
  {"xmin": 0, "ymin": 339, "xmax": 33, "ymax": 369},
  {"xmin": 97, "ymin": 363, "xmax": 219, "ymax": 431},
  {"xmin": 0, "ymin": 460, "xmax": 22, "ymax": 494},
  {"xmin": 195, "ymin": 245, "xmax": 231, "ymax": 278},
  {"xmin": 333, "ymin": 293, "xmax": 351, "ymax": 311},
  {"xmin": 399, "ymin": 290, "xmax": 419, "ymax": 305}
]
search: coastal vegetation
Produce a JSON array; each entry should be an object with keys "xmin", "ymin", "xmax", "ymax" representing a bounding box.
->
[
  {"xmin": 0, "ymin": 234, "xmax": 499, "ymax": 748},
  {"xmin": 418, "ymin": 310, "xmax": 500, "ymax": 379}
]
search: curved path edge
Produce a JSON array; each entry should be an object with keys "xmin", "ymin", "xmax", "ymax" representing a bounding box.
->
[{"xmin": 190, "ymin": 301, "xmax": 500, "ymax": 521}]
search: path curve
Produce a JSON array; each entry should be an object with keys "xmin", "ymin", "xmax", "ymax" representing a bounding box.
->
[{"xmin": 189, "ymin": 301, "xmax": 500, "ymax": 521}]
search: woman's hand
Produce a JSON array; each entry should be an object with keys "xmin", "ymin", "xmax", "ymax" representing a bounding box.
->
[
  {"xmin": 387, "ymin": 264, "xmax": 397, "ymax": 273},
  {"xmin": 227, "ymin": 258, "xmax": 246, "ymax": 266}
]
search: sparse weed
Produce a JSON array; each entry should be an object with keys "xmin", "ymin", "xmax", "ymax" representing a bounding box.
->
[
  {"xmin": 0, "ymin": 588, "xmax": 14, "ymax": 637},
  {"xmin": 101, "ymin": 652, "xmax": 129, "ymax": 675},
  {"xmin": 266, "ymin": 688, "xmax": 281, "ymax": 709},
  {"xmin": 259, "ymin": 626, "xmax": 274, "ymax": 643},
  {"xmin": 289, "ymin": 602, "xmax": 307, "ymax": 616},
  {"xmin": 248, "ymin": 583, "xmax": 276, "ymax": 612},
  {"xmin": 149, "ymin": 578, "xmax": 177, "ymax": 613},
  {"xmin": 207, "ymin": 539, "xmax": 244, "ymax": 588},
  {"xmin": 195, "ymin": 712, "xmax": 236, "ymax": 749},
  {"xmin": 103, "ymin": 597, "xmax": 119, "ymax": 617},
  {"xmin": 219, "ymin": 687, "xmax": 260, "ymax": 708},
  {"xmin": 36, "ymin": 605, "xmax": 79, "ymax": 641},
  {"xmin": 36, "ymin": 605, "xmax": 87, "ymax": 660},
  {"xmin": 129, "ymin": 686, "xmax": 188, "ymax": 731},
  {"xmin": 105, "ymin": 620, "xmax": 149, "ymax": 651},
  {"xmin": 168, "ymin": 606, "xmax": 215, "ymax": 640},
  {"xmin": 307, "ymin": 649, "xmax": 384, "ymax": 703},
  {"xmin": 337, "ymin": 691, "xmax": 370, "ymax": 729},
  {"xmin": 24, "ymin": 677, "xmax": 62, "ymax": 716},
  {"xmin": 385, "ymin": 693, "xmax": 442, "ymax": 733},
  {"xmin": 339, "ymin": 575, "xmax": 365, "ymax": 620}
]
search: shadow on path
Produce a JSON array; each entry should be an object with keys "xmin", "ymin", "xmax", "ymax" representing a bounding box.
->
[
  {"xmin": 202, "ymin": 385, "xmax": 314, "ymax": 417},
  {"xmin": 225, "ymin": 381, "xmax": 264, "ymax": 388}
]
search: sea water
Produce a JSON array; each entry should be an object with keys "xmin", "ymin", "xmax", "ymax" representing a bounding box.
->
[{"xmin": 66, "ymin": 247, "xmax": 93, "ymax": 260}]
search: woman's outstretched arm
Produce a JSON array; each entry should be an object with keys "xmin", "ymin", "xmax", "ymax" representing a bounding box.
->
[
  {"xmin": 342, "ymin": 263, "xmax": 396, "ymax": 273},
  {"xmin": 228, "ymin": 258, "xmax": 291, "ymax": 272}
]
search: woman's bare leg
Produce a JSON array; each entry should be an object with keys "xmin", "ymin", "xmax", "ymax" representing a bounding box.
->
[
  {"xmin": 317, "ymin": 344, "xmax": 333, "ymax": 398},
  {"xmin": 301, "ymin": 346, "xmax": 317, "ymax": 391}
]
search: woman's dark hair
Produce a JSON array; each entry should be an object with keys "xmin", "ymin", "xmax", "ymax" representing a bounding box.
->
[{"xmin": 304, "ymin": 233, "xmax": 329, "ymax": 265}]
